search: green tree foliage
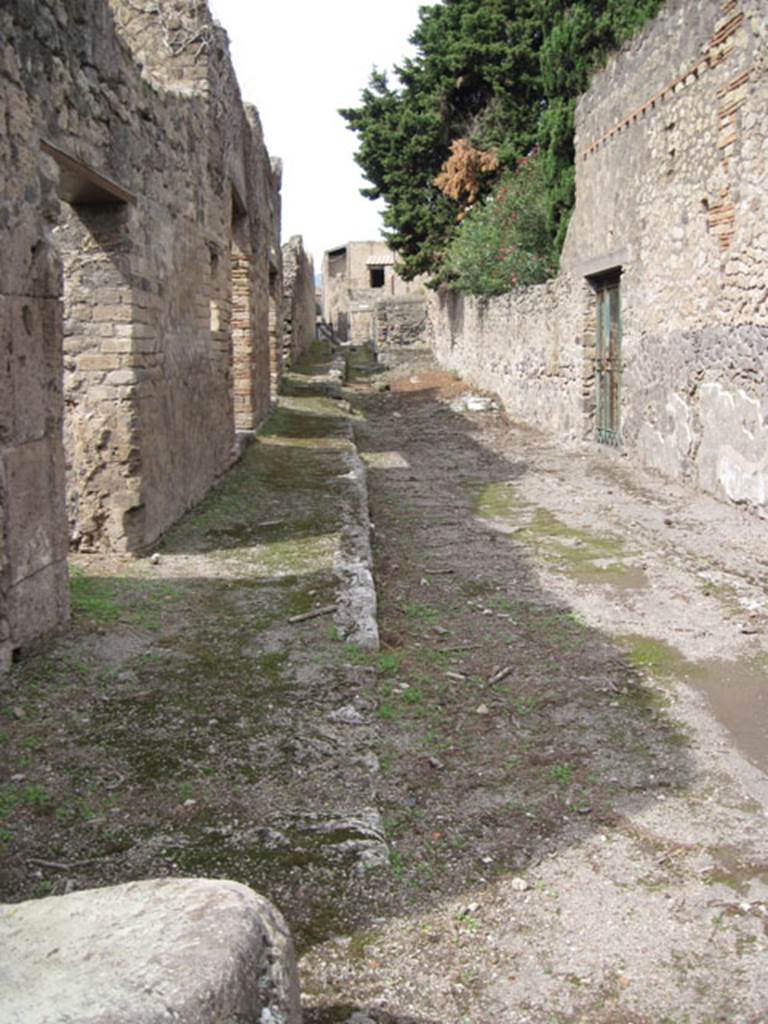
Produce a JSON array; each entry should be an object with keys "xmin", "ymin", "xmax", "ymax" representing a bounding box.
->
[{"xmin": 342, "ymin": 0, "xmax": 663, "ymax": 287}]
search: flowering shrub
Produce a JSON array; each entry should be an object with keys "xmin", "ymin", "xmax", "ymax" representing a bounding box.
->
[{"xmin": 441, "ymin": 149, "xmax": 556, "ymax": 296}]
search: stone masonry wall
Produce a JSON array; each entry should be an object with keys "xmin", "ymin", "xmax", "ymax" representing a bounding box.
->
[
  {"xmin": 429, "ymin": 277, "xmax": 593, "ymax": 441},
  {"xmin": 281, "ymin": 235, "xmax": 316, "ymax": 369},
  {"xmin": 561, "ymin": 0, "xmax": 767, "ymax": 509},
  {"xmin": 321, "ymin": 248, "xmax": 348, "ymax": 341},
  {"xmin": 373, "ymin": 296, "xmax": 430, "ymax": 350},
  {"xmin": 430, "ymin": 0, "xmax": 767, "ymax": 513},
  {"xmin": 266, "ymin": 157, "xmax": 283, "ymax": 404},
  {"xmin": 0, "ymin": 0, "xmax": 278, "ymax": 661}
]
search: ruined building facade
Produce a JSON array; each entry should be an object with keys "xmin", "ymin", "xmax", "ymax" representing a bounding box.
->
[
  {"xmin": 322, "ymin": 241, "xmax": 427, "ymax": 345},
  {"xmin": 281, "ymin": 236, "xmax": 316, "ymax": 370},
  {"xmin": 0, "ymin": 0, "xmax": 281, "ymax": 669},
  {"xmin": 430, "ymin": 0, "xmax": 767, "ymax": 514}
]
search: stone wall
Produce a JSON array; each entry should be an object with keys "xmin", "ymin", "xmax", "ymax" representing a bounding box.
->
[
  {"xmin": 374, "ymin": 296, "xmax": 430, "ymax": 350},
  {"xmin": 429, "ymin": 0, "xmax": 768, "ymax": 513},
  {"xmin": 0, "ymin": 0, "xmax": 279, "ymax": 662},
  {"xmin": 562, "ymin": 0, "xmax": 767, "ymax": 508},
  {"xmin": 266, "ymin": 158, "xmax": 283, "ymax": 404},
  {"xmin": 281, "ymin": 235, "xmax": 316, "ymax": 368},
  {"xmin": 429, "ymin": 278, "xmax": 592, "ymax": 440}
]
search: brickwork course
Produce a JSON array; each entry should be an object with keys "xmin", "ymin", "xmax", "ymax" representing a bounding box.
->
[
  {"xmin": 0, "ymin": 0, "xmax": 280, "ymax": 668},
  {"xmin": 430, "ymin": 0, "xmax": 767, "ymax": 517}
]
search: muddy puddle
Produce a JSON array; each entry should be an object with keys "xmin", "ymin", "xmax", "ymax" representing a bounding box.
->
[{"xmin": 682, "ymin": 654, "xmax": 768, "ymax": 775}]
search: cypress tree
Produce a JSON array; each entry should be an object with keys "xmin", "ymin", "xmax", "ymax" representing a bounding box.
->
[{"xmin": 341, "ymin": 0, "xmax": 664, "ymax": 287}]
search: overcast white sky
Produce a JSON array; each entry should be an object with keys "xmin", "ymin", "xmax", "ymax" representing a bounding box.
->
[{"xmin": 207, "ymin": 0, "xmax": 424, "ymax": 271}]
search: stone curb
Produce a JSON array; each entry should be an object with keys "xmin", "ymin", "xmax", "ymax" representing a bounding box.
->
[
  {"xmin": 335, "ymin": 442, "xmax": 380, "ymax": 651},
  {"xmin": 280, "ymin": 342, "xmax": 379, "ymax": 651}
]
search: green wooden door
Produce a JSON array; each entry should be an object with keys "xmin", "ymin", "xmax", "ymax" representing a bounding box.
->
[{"xmin": 595, "ymin": 277, "xmax": 622, "ymax": 446}]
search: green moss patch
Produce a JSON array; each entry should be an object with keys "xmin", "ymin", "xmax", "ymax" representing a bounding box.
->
[{"xmin": 475, "ymin": 482, "xmax": 647, "ymax": 588}]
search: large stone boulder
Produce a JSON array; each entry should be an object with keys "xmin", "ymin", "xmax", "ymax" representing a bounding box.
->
[{"xmin": 0, "ymin": 877, "xmax": 301, "ymax": 1023}]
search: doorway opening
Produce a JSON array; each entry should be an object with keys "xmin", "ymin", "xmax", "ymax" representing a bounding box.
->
[
  {"xmin": 45, "ymin": 142, "xmax": 139, "ymax": 551},
  {"xmin": 590, "ymin": 271, "xmax": 622, "ymax": 447}
]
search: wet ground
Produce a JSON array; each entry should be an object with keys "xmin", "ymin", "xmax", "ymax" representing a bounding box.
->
[{"xmin": 2, "ymin": 342, "xmax": 768, "ymax": 1023}]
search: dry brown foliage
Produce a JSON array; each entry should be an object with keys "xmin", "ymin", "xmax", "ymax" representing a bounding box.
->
[{"xmin": 433, "ymin": 138, "xmax": 499, "ymax": 218}]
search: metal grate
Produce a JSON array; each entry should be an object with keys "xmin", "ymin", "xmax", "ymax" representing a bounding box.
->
[{"xmin": 596, "ymin": 425, "xmax": 622, "ymax": 447}]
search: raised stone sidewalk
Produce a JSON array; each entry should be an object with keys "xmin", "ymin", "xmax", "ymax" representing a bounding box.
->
[{"xmin": 0, "ymin": 340, "xmax": 382, "ymax": 1024}]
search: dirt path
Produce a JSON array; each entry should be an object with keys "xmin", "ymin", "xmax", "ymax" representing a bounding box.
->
[
  {"xmin": 2, "ymin": 343, "xmax": 768, "ymax": 1023},
  {"xmin": 301, "ymin": 347, "xmax": 768, "ymax": 1023}
]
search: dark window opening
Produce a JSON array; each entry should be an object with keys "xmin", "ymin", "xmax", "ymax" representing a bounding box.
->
[
  {"xmin": 328, "ymin": 247, "xmax": 347, "ymax": 278},
  {"xmin": 231, "ymin": 182, "xmax": 247, "ymax": 223},
  {"xmin": 369, "ymin": 265, "xmax": 385, "ymax": 288},
  {"xmin": 42, "ymin": 140, "xmax": 135, "ymax": 207}
]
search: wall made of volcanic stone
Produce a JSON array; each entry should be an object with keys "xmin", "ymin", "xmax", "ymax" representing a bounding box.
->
[
  {"xmin": 374, "ymin": 296, "xmax": 430, "ymax": 349},
  {"xmin": 429, "ymin": 0, "xmax": 767, "ymax": 513},
  {"xmin": 0, "ymin": 0, "xmax": 278, "ymax": 661},
  {"xmin": 429, "ymin": 277, "xmax": 593, "ymax": 442},
  {"xmin": 562, "ymin": 0, "xmax": 768, "ymax": 509},
  {"xmin": 1, "ymin": 1, "xmax": 70, "ymax": 664}
]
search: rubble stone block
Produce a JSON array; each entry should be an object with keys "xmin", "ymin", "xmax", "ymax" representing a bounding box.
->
[{"xmin": 0, "ymin": 878, "xmax": 302, "ymax": 1024}]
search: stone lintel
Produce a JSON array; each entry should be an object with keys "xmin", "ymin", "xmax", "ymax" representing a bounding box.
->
[
  {"xmin": 573, "ymin": 248, "xmax": 631, "ymax": 280},
  {"xmin": 41, "ymin": 141, "xmax": 137, "ymax": 206}
]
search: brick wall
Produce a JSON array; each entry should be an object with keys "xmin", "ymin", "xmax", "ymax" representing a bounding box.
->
[{"xmin": 0, "ymin": 0, "xmax": 279, "ymax": 661}]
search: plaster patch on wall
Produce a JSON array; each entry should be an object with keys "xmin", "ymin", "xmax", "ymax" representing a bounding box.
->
[
  {"xmin": 361, "ymin": 451, "xmax": 411, "ymax": 470},
  {"xmin": 636, "ymin": 393, "xmax": 694, "ymax": 479},
  {"xmin": 697, "ymin": 383, "xmax": 768, "ymax": 507}
]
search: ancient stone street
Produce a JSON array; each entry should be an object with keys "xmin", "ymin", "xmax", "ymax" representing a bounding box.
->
[
  {"xmin": 2, "ymin": 0, "xmax": 767, "ymax": 1019},
  {"xmin": 3, "ymin": 342, "xmax": 767, "ymax": 1023}
]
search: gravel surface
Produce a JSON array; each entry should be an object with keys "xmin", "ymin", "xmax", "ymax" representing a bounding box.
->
[{"xmin": 301, "ymin": 346, "xmax": 768, "ymax": 1024}]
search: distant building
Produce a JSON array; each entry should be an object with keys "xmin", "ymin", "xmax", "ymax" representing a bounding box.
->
[{"xmin": 321, "ymin": 241, "xmax": 427, "ymax": 344}]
